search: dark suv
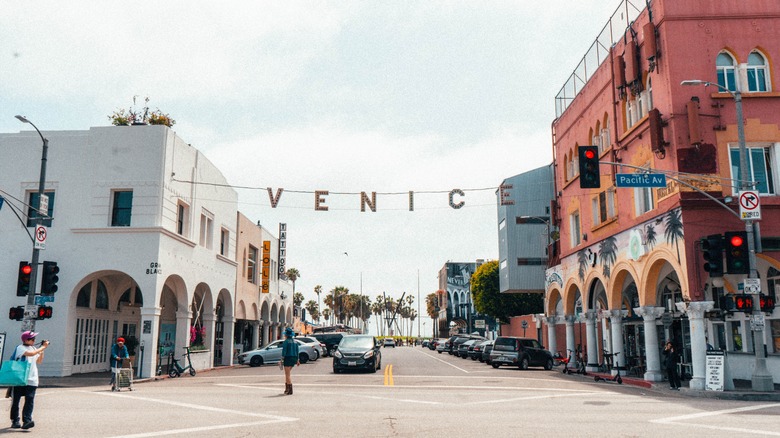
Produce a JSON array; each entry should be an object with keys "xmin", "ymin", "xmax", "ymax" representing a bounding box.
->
[
  {"xmin": 490, "ymin": 337, "xmax": 554, "ymax": 370},
  {"xmin": 313, "ymin": 333, "xmax": 345, "ymax": 357}
]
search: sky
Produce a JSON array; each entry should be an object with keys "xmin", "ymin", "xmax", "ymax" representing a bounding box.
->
[{"xmin": 1, "ymin": 1, "xmax": 623, "ymax": 336}]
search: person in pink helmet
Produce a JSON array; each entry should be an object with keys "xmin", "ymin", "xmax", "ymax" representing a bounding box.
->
[{"xmin": 10, "ymin": 331, "xmax": 49, "ymax": 430}]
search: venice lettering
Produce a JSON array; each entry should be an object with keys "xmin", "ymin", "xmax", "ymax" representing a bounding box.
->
[{"xmin": 264, "ymin": 187, "xmax": 470, "ymax": 211}]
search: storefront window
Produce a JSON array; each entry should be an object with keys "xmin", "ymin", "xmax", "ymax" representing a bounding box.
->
[
  {"xmin": 731, "ymin": 321, "xmax": 743, "ymax": 352},
  {"xmin": 771, "ymin": 320, "xmax": 780, "ymax": 354}
]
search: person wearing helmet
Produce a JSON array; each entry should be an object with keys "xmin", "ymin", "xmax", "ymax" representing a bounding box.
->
[
  {"xmin": 10, "ymin": 331, "xmax": 49, "ymax": 430},
  {"xmin": 281, "ymin": 327, "xmax": 300, "ymax": 395}
]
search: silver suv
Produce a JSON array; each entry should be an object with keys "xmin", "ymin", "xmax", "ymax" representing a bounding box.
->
[{"xmin": 490, "ymin": 336, "xmax": 554, "ymax": 370}]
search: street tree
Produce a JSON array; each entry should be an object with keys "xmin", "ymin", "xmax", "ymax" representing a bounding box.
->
[{"xmin": 471, "ymin": 260, "xmax": 543, "ymax": 323}]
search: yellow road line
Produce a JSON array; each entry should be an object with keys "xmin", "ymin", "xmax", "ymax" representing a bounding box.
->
[{"xmin": 383, "ymin": 364, "xmax": 394, "ymax": 386}]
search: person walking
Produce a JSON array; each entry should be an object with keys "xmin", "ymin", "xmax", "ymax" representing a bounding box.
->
[
  {"xmin": 110, "ymin": 337, "xmax": 130, "ymax": 391},
  {"xmin": 10, "ymin": 331, "xmax": 50, "ymax": 430},
  {"xmin": 663, "ymin": 341, "xmax": 681, "ymax": 390},
  {"xmin": 281, "ymin": 327, "xmax": 300, "ymax": 395}
]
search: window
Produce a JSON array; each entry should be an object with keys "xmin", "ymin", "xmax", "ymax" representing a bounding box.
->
[
  {"xmin": 746, "ymin": 51, "xmax": 770, "ymax": 92},
  {"xmin": 176, "ymin": 201, "xmax": 190, "ymax": 236},
  {"xmin": 199, "ymin": 210, "xmax": 213, "ymax": 249},
  {"xmin": 634, "ymin": 166, "xmax": 654, "ymax": 216},
  {"xmin": 26, "ymin": 191, "xmax": 55, "ymax": 227},
  {"xmin": 111, "ymin": 190, "xmax": 133, "ymax": 226},
  {"xmin": 592, "ymin": 187, "xmax": 616, "ymax": 226},
  {"xmin": 76, "ymin": 283, "xmax": 91, "ymax": 308},
  {"xmin": 570, "ymin": 211, "xmax": 581, "ymax": 247},
  {"xmin": 499, "ymin": 218, "xmax": 506, "ymax": 230},
  {"xmin": 220, "ymin": 228, "xmax": 229, "ymax": 256},
  {"xmin": 247, "ymin": 245, "xmax": 258, "ymax": 284},
  {"xmin": 716, "ymin": 52, "xmax": 737, "ymax": 92},
  {"xmin": 729, "ymin": 144, "xmax": 776, "ymax": 194},
  {"xmin": 96, "ymin": 280, "xmax": 109, "ymax": 309}
]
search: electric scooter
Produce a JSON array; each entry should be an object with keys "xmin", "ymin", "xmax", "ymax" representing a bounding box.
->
[
  {"xmin": 594, "ymin": 351, "xmax": 622, "ymax": 384},
  {"xmin": 168, "ymin": 346, "xmax": 197, "ymax": 378}
]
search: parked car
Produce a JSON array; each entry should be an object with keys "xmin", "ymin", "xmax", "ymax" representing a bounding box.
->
[
  {"xmin": 458, "ymin": 339, "xmax": 478, "ymax": 358},
  {"xmin": 333, "ymin": 335, "xmax": 382, "ymax": 373},
  {"xmin": 480, "ymin": 340, "xmax": 494, "ymax": 363},
  {"xmin": 237, "ymin": 339, "xmax": 317, "ymax": 367},
  {"xmin": 422, "ymin": 340, "xmax": 430, "ymax": 348},
  {"xmin": 452, "ymin": 335, "xmax": 485, "ymax": 357},
  {"xmin": 445, "ymin": 335, "xmax": 459, "ymax": 355},
  {"xmin": 295, "ymin": 336, "xmax": 326, "ymax": 360},
  {"xmin": 383, "ymin": 338, "xmax": 396, "ymax": 348},
  {"xmin": 313, "ymin": 332, "xmax": 345, "ymax": 357},
  {"xmin": 490, "ymin": 337, "xmax": 554, "ymax": 370},
  {"xmin": 470, "ymin": 340, "xmax": 488, "ymax": 360},
  {"xmin": 436, "ymin": 339, "xmax": 449, "ymax": 354}
]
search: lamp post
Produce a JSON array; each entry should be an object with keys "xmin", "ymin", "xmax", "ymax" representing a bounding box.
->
[
  {"xmin": 15, "ymin": 115, "xmax": 49, "ymax": 332},
  {"xmin": 681, "ymin": 75, "xmax": 774, "ymax": 392}
]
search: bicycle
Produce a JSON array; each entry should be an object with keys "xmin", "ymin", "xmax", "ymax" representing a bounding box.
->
[{"xmin": 168, "ymin": 346, "xmax": 197, "ymax": 378}]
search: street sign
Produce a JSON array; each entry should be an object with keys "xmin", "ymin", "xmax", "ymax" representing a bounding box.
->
[
  {"xmin": 743, "ymin": 278, "xmax": 761, "ymax": 294},
  {"xmin": 739, "ymin": 190, "xmax": 761, "ymax": 220},
  {"xmin": 615, "ymin": 173, "xmax": 667, "ymax": 188},
  {"xmin": 38, "ymin": 194, "xmax": 49, "ymax": 216},
  {"xmin": 24, "ymin": 304, "xmax": 39, "ymax": 320},
  {"xmin": 474, "ymin": 320, "xmax": 485, "ymax": 329},
  {"xmin": 521, "ymin": 320, "xmax": 528, "ymax": 329},
  {"xmin": 34, "ymin": 224, "xmax": 47, "ymax": 250},
  {"xmin": 661, "ymin": 313, "xmax": 673, "ymax": 327},
  {"xmin": 750, "ymin": 314, "xmax": 765, "ymax": 332},
  {"xmin": 35, "ymin": 295, "xmax": 55, "ymax": 305}
]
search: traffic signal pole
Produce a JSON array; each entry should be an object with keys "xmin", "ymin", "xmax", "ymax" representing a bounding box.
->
[{"xmin": 15, "ymin": 116, "xmax": 49, "ymax": 332}]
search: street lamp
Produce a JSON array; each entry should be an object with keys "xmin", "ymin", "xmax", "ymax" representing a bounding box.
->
[
  {"xmin": 681, "ymin": 76, "xmax": 773, "ymax": 392},
  {"xmin": 15, "ymin": 115, "xmax": 49, "ymax": 332}
]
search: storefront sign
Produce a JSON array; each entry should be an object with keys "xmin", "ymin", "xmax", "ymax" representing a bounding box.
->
[
  {"xmin": 278, "ymin": 223, "xmax": 287, "ymax": 279},
  {"xmin": 705, "ymin": 350, "xmax": 725, "ymax": 391},
  {"xmin": 261, "ymin": 240, "xmax": 271, "ymax": 293}
]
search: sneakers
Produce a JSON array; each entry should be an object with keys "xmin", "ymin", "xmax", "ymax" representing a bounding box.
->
[
  {"xmin": 11, "ymin": 421, "xmax": 21, "ymax": 429},
  {"xmin": 21, "ymin": 421, "xmax": 35, "ymax": 429}
]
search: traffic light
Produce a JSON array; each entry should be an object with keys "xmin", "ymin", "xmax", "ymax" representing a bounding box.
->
[
  {"xmin": 578, "ymin": 145, "xmax": 601, "ymax": 189},
  {"xmin": 733, "ymin": 294, "xmax": 752, "ymax": 312},
  {"xmin": 41, "ymin": 261, "xmax": 59, "ymax": 295},
  {"xmin": 9, "ymin": 306, "xmax": 24, "ymax": 321},
  {"xmin": 36, "ymin": 305, "xmax": 53, "ymax": 320},
  {"xmin": 725, "ymin": 231, "xmax": 749, "ymax": 274},
  {"xmin": 701, "ymin": 234, "xmax": 724, "ymax": 277},
  {"xmin": 16, "ymin": 261, "xmax": 32, "ymax": 297},
  {"xmin": 759, "ymin": 294, "xmax": 775, "ymax": 312}
]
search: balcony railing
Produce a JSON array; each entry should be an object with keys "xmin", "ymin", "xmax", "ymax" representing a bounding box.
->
[{"xmin": 554, "ymin": 0, "xmax": 646, "ymax": 118}]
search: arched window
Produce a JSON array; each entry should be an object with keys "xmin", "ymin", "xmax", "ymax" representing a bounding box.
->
[
  {"xmin": 716, "ymin": 52, "xmax": 737, "ymax": 92},
  {"xmin": 95, "ymin": 280, "xmax": 109, "ymax": 310},
  {"xmin": 645, "ymin": 76, "xmax": 653, "ymax": 111},
  {"xmin": 76, "ymin": 283, "xmax": 91, "ymax": 308},
  {"xmin": 746, "ymin": 51, "xmax": 770, "ymax": 92}
]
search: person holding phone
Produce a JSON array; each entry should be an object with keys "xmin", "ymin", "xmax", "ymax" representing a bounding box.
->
[{"xmin": 10, "ymin": 331, "xmax": 49, "ymax": 430}]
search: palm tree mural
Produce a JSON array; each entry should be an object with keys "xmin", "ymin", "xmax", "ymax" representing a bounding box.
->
[
  {"xmin": 644, "ymin": 223, "xmax": 657, "ymax": 249},
  {"xmin": 577, "ymin": 250, "xmax": 589, "ymax": 281},
  {"xmin": 599, "ymin": 236, "xmax": 618, "ymax": 278},
  {"xmin": 664, "ymin": 209, "xmax": 684, "ymax": 263}
]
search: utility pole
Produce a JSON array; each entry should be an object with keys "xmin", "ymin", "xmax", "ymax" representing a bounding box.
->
[{"xmin": 15, "ymin": 115, "xmax": 49, "ymax": 333}]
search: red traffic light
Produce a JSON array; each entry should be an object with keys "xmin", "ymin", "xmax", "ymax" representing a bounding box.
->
[
  {"xmin": 584, "ymin": 149, "xmax": 595, "ymax": 159},
  {"xmin": 21, "ymin": 264, "xmax": 32, "ymax": 275},
  {"xmin": 729, "ymin": 235, "xmax": 744, "ymax": 247}
]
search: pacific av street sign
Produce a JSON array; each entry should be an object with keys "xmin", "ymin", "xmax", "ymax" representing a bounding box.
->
[{"xmin": 615, "ymin": 173, "xmax": 667, "ymax": 188}]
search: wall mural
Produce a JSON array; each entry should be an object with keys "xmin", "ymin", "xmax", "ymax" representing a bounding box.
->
[{"xmin": 548, "ymin": 208, "xmax": 685, "ymax": 287}]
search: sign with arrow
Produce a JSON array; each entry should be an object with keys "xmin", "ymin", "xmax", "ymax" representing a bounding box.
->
[{"xmin": 739, "ymin": 191, "xmax": 761, "ymax": 220}]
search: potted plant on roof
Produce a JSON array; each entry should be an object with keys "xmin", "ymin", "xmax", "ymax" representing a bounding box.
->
[{"xmin": 108, "ymin": 96, "xmax": 176, "ymax": 127}]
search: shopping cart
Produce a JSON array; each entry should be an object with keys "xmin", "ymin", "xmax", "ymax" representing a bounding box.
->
[{"xmin": 113, "ymin": 359, "xmax": 134, "ymax": 391}]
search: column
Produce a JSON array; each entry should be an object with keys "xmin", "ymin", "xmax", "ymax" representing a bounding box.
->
[
  {"xmin": 584, "ymin": 311, "xmax": 599, "ymax": 371},
  {"xmin": 634, "ymin": 306, "xmax": 665, "ymax": 382},
  {"xmin": 139, "ymin": 306, "xmax": 162, "ymax": 380},
  {"xmin": 221, "ymin": 315, "xmax": 236, "ymax": 366},
  {"xmin": 176, "ymin": 309, "xmax": 193, "ymax": 358},
  {"xmin": 262, "ymin": 321, "xmax": 270, "ymax": 346},
  {"xmin": 252, "ymin": 320, "xmax": 262, "ymax": 349},
  {"xmin": 545, "ymin": 316, "xmax": 558, "ymax": 355},
  {"xmin": 677, "ymin": 301, "xmax": 714, "ymax": 390},
  {"xmin": 565, "ymin": 315, "xmax": 576, "ymax": 365},
  {"xmin": 609, "ymin": 310, "xmax": 628, "ymax": 374},
  {"xmin": 203, "ymin": 313, "xmax": 216, "ymax": 368}
]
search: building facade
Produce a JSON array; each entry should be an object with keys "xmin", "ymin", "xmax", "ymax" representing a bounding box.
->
[
  {"xmin": 436, "ymin": 261, "xmax": 492, "ymax": 337},
  {"xmin": 546, "ymin": 0, "xmax": 780, "ymax": 388}
]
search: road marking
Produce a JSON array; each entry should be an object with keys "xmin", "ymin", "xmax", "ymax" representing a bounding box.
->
[
  {"xmin": 416, "ymin": 349, "xmax": 470, "ymax": 373},
  {"xmin": 384, "ymin": 364, "xmax": 394, "ymax": 386},
  {"xmin": 651, "ymin": 403, "xmax": 780, "ymax": 436},
  {"xmin": 86, "ymin": 390, "xmax": 298, "ymax": 437},
  {"xmin": 464, "ymin": 392, "xmax": 604, "ymax": 405}
]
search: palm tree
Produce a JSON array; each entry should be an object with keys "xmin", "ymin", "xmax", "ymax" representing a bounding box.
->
[
  {"xmin": 425, "ymin": 293, "xmax": 437, "ymax": 320},
  {"xmin": 305, "ymin": 299, "xmax": 319, "ymax": 322},
  {"xmin": 664, "ymin": 209, "xmax": 684, "ymax": 263},
  {"xmin": 371, "ymin": 301, "xmax": 383, "ymax": 336},
  {"xmin": 314, "ymin": 285, "xmax": 322, "ymax": 322},
  {"xmin": 285, "ymin": 268, "xmax": 300, "ymax": 293},
  {"xmin": 293, "ymin": 291, "xmax": 304, "ymax": 307}
]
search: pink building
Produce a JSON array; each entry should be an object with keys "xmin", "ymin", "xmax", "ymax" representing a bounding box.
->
[{"xmin": 545, "ymin": 0, "xmax": 780, "ymax": 389}]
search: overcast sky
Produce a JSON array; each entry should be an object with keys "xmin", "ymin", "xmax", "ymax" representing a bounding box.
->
[{"xmin": 2, "ymin": 1, "xmax": 622, "ymax": 336}]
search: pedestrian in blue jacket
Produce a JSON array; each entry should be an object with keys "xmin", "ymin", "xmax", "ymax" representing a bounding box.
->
[{"xmin": 281, "ymin": 328, "xmax": 300, "ymax": 395}]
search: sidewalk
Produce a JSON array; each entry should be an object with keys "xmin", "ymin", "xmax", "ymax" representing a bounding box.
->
[{"xmin": 577, "ymin": 370, "xmax": 780, "ymax": 401}]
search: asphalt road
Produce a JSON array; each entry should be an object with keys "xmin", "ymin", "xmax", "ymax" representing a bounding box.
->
[{"xmin": 6, "ymin": 345, "xmax": 780, "ymax": 437}]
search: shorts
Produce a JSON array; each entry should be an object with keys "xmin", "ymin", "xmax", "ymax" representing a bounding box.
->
[{"xmin": 283, "ymin": 356, "xmax": 298, "ymax": 367}]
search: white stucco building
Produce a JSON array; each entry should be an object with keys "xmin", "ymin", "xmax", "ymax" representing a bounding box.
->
[{"xmin": 0, "ymin": 125, "xmax": 243, "ymax": 378}]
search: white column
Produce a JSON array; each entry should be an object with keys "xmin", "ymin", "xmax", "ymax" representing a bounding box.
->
[
  {"xmin": 584, "ymin": 311, "xmax": 599, "ymax": 371},
  {"xmin": 565, "ymin": 315, "xmax": 576, "ymax": 364},
  {"xmin": 139, "ymin": 306, "xmax": 161, "ymax": 380},
  {"xmin": 203, "ymin": 313, "xmax": 216, "ymax": 368},
  {"xmin": 545, "ymin": 316, "xmax": 558, "ymax": 355},
  {"xmin": 221, "ymin": 315, "xmax": 236, "ymax": 366},
  {"xmin": 634, "ymin": 306, "xmax": 665, "ymax": 382},
  {"xmin": 262, "ymin": 321, "xmax": 270, "ymax": 346},
  {"xmin": 677, "ymin": 301, "xmax": 714, "ymax": 390},
  {"xmin": 176, "ymin": 309, "xmax": 192, "ymax": 358},
  {"xmin": 252, "ymin": 320, "xmax": 262, "ymax": 349},
  {"xmin": 609, "ymin": 310, "xmax": 628, "ymax": 374}
]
